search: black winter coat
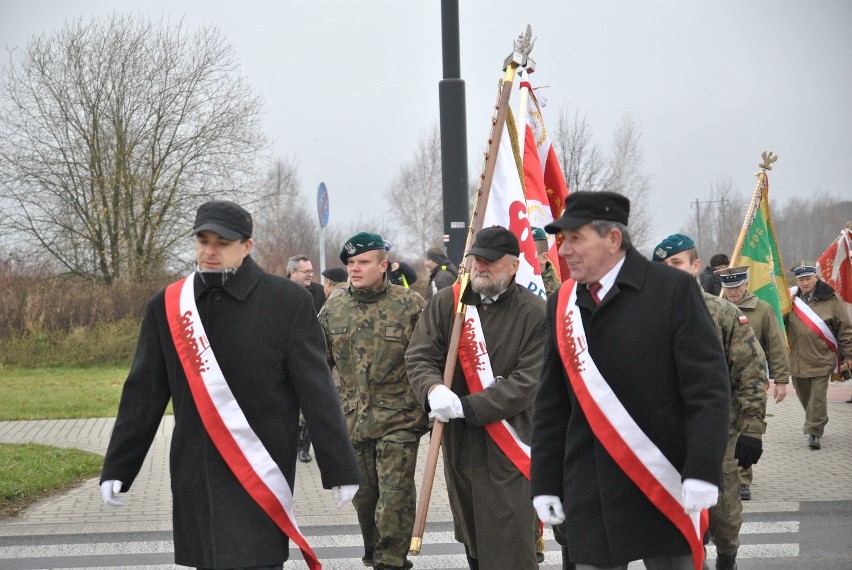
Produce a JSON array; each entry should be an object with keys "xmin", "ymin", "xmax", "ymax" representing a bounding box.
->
[
  {"xmin": 531, "ymin": 249, "xmax": 730, "ymax": 567},
  {"xmin": 101, "ymin": 257, "xmax": 358, "ymax": 568}
]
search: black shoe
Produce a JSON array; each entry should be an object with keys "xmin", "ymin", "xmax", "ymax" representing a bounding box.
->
[
  {"xmin": 739, "ymin": 484, "xmax": 751, "ymax": 501},
  {"xmin": 716, "ymin": 552, "xmax": 737, "ymax": 570},
  {"xmin": 808, "ymin": 435, "xmax": 821, "ymax": 450},
  {"xmin": 298, "ymin": 449, "xmax": 312, "ymax": 462}
]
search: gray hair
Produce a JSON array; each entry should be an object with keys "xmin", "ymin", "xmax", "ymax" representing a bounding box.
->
[
  {"xmin": 287, "ymin": 255, "xmax": 310, "ymax": 274},
  {"xmin": 589, "ymin": 220, "xmax": 632, "ymax": 251}
]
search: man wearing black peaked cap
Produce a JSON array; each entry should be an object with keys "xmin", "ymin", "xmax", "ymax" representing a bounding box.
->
[
  {"xmin": 531, "ymin": 192, "xmax": 730, "ymax": 569},
  {"xmin": 785, "ymin": 260, "xmax": 852, "ymax": 450},
  {"xmin": 100, "ymin": 200, "xmax": 359, "ymax": 569},
  {"xmin": 406, "ymin": 225, "xmax": 547, "ymax": 569}
]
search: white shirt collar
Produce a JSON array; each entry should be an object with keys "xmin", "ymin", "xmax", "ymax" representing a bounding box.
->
[{"xmin": 589, "ymin": 254, "xmax": 627, "ymax": 301}]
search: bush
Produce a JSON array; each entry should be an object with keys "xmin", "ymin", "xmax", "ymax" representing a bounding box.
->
[{"xmin": 0, "ymin": 318, "xmax": 142, "ymax": 367}]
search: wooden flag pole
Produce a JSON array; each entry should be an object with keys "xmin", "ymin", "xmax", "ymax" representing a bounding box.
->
[{"xmin": 409, "ymin": 25, "xmax": 534, "ymax": 556}]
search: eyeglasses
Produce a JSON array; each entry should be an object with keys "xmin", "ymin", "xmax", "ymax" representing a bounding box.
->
[{"xmin": 296, "ymin": 269, "xmax": 314, "ymax": 275}]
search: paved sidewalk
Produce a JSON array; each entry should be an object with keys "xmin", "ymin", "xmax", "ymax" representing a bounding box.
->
[{"xmin": 0, "ymin": 382, "xmax": 850, "ymax": 535}]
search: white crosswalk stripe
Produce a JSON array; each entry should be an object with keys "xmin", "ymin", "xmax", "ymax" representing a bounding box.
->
[{"xmin": 0, "ymin": 509, "xmax": 806, "ymax": 570}]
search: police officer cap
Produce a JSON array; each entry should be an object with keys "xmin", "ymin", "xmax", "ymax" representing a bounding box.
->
[
  {"xmin": 790, "ymin": 261, "xmax": 817, "ymax": 278},
  {"xmin": 651, "ymin": 234, "xmax": 695, "ymax": 262},
  {"xmin": 340, "ymin": 232, "xmax": 386, "ymax": 263},
  {"xmin": 716, "ymin": 265, "xmax": 749, "ymax": 288},
  {"xmin": 545, "ymin": 191, "xmax": 630, "ymax": 233},
  {"xmin": 531, "ymin": 226, "xmax": 547, "ymax": 241},
  {"xmin": 466, "ymin": 226, "xmax": 520, "ymax": 261},
  {"xmin": 321, "ymin": 267, "xmax": 348, "ymax": 283},
  {"xmin": 192, "ymin": 200, "xmax": 253, "ymax": 240}
]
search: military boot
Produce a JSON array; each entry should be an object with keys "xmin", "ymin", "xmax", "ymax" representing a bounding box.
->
[{"xmin": 716, "ymin": 552, "xmax": 738, "ymax": 570}]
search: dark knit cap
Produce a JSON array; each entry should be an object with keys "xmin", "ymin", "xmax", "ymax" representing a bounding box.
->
[{"xmin": 426, "ymin": 246, "xmax": 449, "ymax": 265}]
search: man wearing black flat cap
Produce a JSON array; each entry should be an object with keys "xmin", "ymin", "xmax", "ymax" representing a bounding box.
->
[
  {"xmin": 531, "ymin": 192, "xmax": 730, "ymax": 570},
  {"xmin": 406, "ymin": 225, "xmax": 547, "ymax": 570},
  {"xmin": 321, "ymin": 266, "xmax": 349, "ymax": 301},
  {"xmin": 100, "ymin": 200, "xmax": 359, "ymax": 570}
]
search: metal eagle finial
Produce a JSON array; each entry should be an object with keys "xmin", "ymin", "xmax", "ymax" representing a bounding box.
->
[
  {"xmin": 504, "ymin": 25, "xmax": 536, "ymax": 71},
  {"xmin": 759, "ymin": 151, "xmax": 778, "ymax": 171}
]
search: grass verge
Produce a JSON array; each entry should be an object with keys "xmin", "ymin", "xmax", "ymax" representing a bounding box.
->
[{"xmin": 0, "ymin": 443, "xmax": 103, "ymax": 518}]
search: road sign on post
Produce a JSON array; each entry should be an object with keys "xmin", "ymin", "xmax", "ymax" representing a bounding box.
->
[
  {"xmin": 317, "ymin": 182, "xmax": 330, "ymax": 228},
  {"xmin": 317, "ymin": 182, "xmax": 330, "ymax": 274}
]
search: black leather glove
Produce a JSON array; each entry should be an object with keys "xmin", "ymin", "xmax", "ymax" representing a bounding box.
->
[{"xmin": 734, "ymin": 434, "xmax": 763, "ymax": 469}]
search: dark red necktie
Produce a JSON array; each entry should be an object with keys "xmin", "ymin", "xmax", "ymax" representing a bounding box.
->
[{"xmin": 589, "ymin": 282, "xmax": 603, "ymax": 305}]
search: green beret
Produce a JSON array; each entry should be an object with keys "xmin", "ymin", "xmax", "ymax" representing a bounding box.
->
[
  {"xmin": 531, "ymin": 227, "xmax": 547, "ymax": 241},
  {"xmin": 652, "ymin": 233, "xmax": 695, "ymax": 262},
  {"xmin": 340, "ymin": 231, "xmax": 386, "ymax": 263}
]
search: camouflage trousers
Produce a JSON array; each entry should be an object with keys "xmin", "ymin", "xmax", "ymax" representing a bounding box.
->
[
  {"xmin": 352, "ymin": 430, "xmax": 420, "ymax": 569},
  {"xmin": 708, "ymin": 433, "xmax": 743, "ymax": 556}
]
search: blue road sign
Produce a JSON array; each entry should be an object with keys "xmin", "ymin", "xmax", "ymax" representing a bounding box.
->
[{"xmin": 317, "ymin": 182, "xmax": 330, "ymax": 227}]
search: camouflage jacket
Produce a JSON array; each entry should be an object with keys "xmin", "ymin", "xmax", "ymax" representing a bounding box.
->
[
  {"xmin": 703, "ymin": 292, "xmax": 768, "ymax": 437},
  {"xmin": 319, "ymin": 277, "xmax": 428, "ymax": 442},
  {"xmin": 734, "ymin": 290, "xmax": 791, "ymax": 384},
  {"xmin": 541, "ymin": 262, "xmax": 560, "ymax": 295}
]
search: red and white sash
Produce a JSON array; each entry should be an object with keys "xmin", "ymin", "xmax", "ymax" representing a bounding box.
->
[
  {"xmin": 165, "ymin": 275, "xmax": 321, "ymax": 570},
  {"xmin": 789, "ymin": 286, "xmax": 841, "ymax": 372},
  {"xmin": 452, "ymin": 284, "xmax": 531, "ymax": 479},
  {"xmin": 556, "ymin": 281, "xmax": 708, "ymax": 570}
]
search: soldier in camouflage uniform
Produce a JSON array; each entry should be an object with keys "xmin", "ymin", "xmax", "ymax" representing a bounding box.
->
[
  {"xmin": 718, "ymin": 266, "xmax": 791, "ymax": 501},
  {"xmin": 318, "ymin": 231, "xmax": 428, "ymax": 570},
  {"xmin": 533, "ymin": 226, "xmax": 561, "ymax": 295},
  {"xmin": 653, "ymin": 235, "xmax": 768, "ymax": 570}
]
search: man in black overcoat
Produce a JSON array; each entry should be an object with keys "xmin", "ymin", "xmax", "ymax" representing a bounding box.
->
[
  {"xmin": 100, "ymin": 200, "xmax": 359, "ymax": 570},
  {"xmin": 531, "ymin": 192, "xmax": 730, "ymax": 570}
]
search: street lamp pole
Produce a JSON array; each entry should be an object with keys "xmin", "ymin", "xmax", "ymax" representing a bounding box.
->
[{"xmin": 439, "ymin": 0, "xmax": 469, "ymax": 264}]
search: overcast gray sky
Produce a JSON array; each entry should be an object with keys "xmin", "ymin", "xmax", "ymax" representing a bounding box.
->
[{"xmin": 2, "ymin": 1, "xmax": 850, "ymax": 255}]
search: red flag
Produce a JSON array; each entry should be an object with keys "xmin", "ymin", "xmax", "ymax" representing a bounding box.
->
[
  {"xmin": 522, "ymin": 82, "xmax": 571, "ymax": 280},
  {"xmin": 817, "ymin": 227, "xmax": 852, "ymax": 304}
]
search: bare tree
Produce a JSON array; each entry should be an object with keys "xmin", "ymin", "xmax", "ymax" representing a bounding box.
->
[
  {"xmin": 0, "ymin": 14, "xmax": 267, "ymax": 284},
  {"xmin": 385, "ymin": 124, "xmax": 443, "ymax": 256},
  {"xmin": 680, "ymin": 177, "xmax": 746, "ymax": 262},
  {"xmin": 251, "ymin": 158, "xmax": 314, "ymax": 276},
  {"xmin": 554, "ymin": 104, "xmax": 609, "ymax": 195},
  {"xmin": 552, "ymin": 108, "xmax": 654, "ymax": 250},
  {"xmin": 603, "ymin": 115, "xmax": 653, "ymax": 250}
]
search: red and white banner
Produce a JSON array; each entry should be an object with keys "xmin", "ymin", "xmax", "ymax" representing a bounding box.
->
[
  {"xmin": 555, "ymin": 281, "xmax": 707, "ymax": 570},
  {"xmin": 482, "ymin": 107, "xmax": 546, "ymax": 299},
  {"xmin": 521, "ymin": 83, "xmax": 571, "ymax": 281},
  {"xmin": 817, "ymin": 228, "xmax": 852, "ymax": 305},
  {"xmin": 165, "ymin": 275, "xmax": 321, "ymax": 570},
  {"xmin": 453, "ymin": 284, "xmax": 531, "ymax": 478}
]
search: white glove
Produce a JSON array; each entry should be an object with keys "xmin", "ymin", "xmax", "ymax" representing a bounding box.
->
[
  {"xmin": 331, "ymin": 484, "xmax": 359, "ymax": 507},
  {"xmin": 427, "ymin": 385, "xmax": 464, "ymax": 423},
  {"xmin": 100, "ymin": 480, "xmax": 125, "ymax": 507},
  {"xmin": 533, "ymin": 495, "xmax": 565, "ymax": 525},
  {"xmin": 681, "ymin": 478, "xmax": 718, "ymax": 514}
]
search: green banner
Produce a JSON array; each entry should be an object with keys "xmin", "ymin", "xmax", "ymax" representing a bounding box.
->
[{"xmin": 737, "ymin": 179, "xmax": 790, "ymax": 334}]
